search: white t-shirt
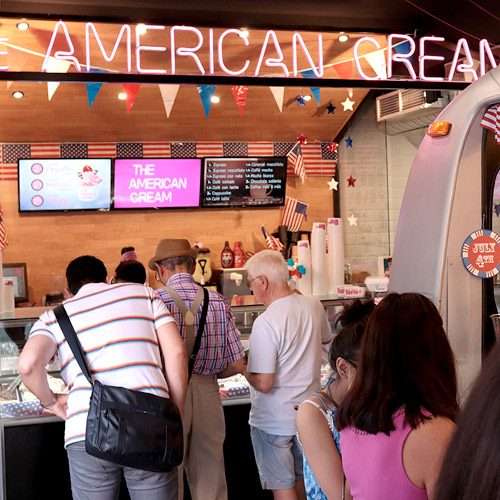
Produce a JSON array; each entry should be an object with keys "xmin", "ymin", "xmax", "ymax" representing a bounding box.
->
[
  {"xmin": 29, "ymin": 282, "xmax": 175, "ymax": 447},
  {"xmin": 247, "ymin": 293, "xmax": 332, "ymax": 435}
]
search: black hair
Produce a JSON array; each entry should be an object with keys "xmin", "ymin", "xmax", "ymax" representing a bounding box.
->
[
  {"xmin": 121, "ymin": 246, "xmax": 135, "ymax": 254},
  {"xmin": 66, "ymin": 255, "xmax": 107, "ymax": 295},
  {"xmin": 114, "ymin": 260, "xmax": 146, "ymax": 284}
]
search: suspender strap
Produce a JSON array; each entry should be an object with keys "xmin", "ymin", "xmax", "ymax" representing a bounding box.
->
[{"xmin": 53, "ymin": 304, "xmax": 93, "ymax": 386}]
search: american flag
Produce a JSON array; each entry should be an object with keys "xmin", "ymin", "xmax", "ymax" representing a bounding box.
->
[
  {"xmin": 248, "ymin": 142, "xmax": 274, "ymax": 156},
  {"xmin": 88, "ymin": 143, "xmax": 116, "ymax": 158},
  {"xmin": 61, "ymin": 143, "xmax": 88, "ymax": 158},
  {"xmin": 0, "ymin": 204, "xmax": 8, "ymax": 249},
  {"xmin": 143, "ymin": 142, "xmax": 171, "ymax": 157},
  {"xmin": 281, "ymin": 196, "xmax": 308, "ymax": 232},
  {"xmin": 196, "ymin": 142, "xmax": 223, "ymax": 157},
  {"xmin": 287, "ymin": 143, "xmax": 306, "ymax": 183},
  {"xmin": 262, "ymin": 227, "xmax": 285, "ymax": 251},
  {"xmin": 223, "ymin": 142, "xmax": 248, "ymax": 157},
  {"xmin": 116, "ymin": 142, "xmax": 143, "ymax": 158},
  {"xmin": 171, "ymin": 142, "xmax": 196, "ymax": 158},
  {"xmin": 30, "ymin": 144, "xmax": 60, "ymax": 158},
  {"xmin": 481, "ymin": 104, "xmax": 500, "ymax": 144}
]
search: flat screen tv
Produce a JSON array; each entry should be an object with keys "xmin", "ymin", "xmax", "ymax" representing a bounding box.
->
[
  {"xmin": 113, "ymin": 158, "xmax": 202, "ymax": 209},
  {"xmin": 18, "ymin": 158, "xmax": 112, "ymax": 212},
  {"xmin": 201, "ymin": 157, "xmax": 287, "ymax": 208}
]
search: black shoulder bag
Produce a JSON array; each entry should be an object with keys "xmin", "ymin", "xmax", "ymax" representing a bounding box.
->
[{"xmin": 54, "ymin": 304, "xmax": 183, "ymax": 473}]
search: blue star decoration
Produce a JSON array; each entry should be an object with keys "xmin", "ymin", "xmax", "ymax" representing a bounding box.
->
[
  {"xmin": 345, "ymin": 136, "xmax": 353, "ymax": 147},
  {"xmin": 327, "ymin": 102, "xmax": 336, "ymax": 114},
  {"xmin": 296, "ymin": 95, "xmax": 306, "ymax": 106}
]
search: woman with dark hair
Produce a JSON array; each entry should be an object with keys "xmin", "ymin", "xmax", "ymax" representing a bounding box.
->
[
  {"xmin": 337, "ymin": 292, "xmax": 459, "ymax": 500},
  {"xmin": 297, "ymin": 299, "xmax": 375, "ymax": 500},
  {"xmin": 435, "ymin": 342, "xmax": 500, "ymax": 500},
  {"xmin": 113, "ymin": 260, "xmax": 147, "ymax": 284}
]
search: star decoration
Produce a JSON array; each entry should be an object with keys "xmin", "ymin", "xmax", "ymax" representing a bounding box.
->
[
  {"xmin": 327, "ymin": 141, "xmax": 338, "ymax": 153},
  {"xmin": 345, "ymin": 136, "xmax": 353, "ymax": 148},
  {"xmin": 296, "ymin": 95, "xmax": 306, "ymax": 106},
  {"xmin": 326, "ymin": 102, "xmax": 336, "ymax": 114},
  {"xmin": 495, "ymin": 204, "xmax": 500, "ymax": 217},
  {"xmin": 327, "ymin": 178, "xmax": 339, "ymax": 191},
  {"xmin": 347, "ymin": 213, "xmax": 358, "ymax": 226},
  {"xmin": 297, "ymin": 133, "xmax": 308, "ymax": 145},
  {"xmin": 341, "ymin": 97, "xmax": 355, "ymax": 111},
  {"xmin": 347, "ymin": 175, "xmax": 356, "ymax": 187}
]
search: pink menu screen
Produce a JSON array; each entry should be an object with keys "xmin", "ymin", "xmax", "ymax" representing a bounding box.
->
[{"xmin": 113, "ymin": 158, "xmax": 202, "ymax": 209}]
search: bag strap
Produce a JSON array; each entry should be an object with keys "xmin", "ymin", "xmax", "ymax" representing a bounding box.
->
[
  {"xmin": 53, "ymin": 304, "xmax": 93, "ymax": 386},
  {"xmin": 189, "ymin": 287, "xmax": 209, "ymax": 377}
]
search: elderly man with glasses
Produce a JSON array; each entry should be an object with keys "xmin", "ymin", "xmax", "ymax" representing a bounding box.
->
[{"xmin": 244, "ymin": 250, "xmax": 332, "ymax": 500}]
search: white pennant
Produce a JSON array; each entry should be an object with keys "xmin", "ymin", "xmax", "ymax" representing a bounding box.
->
[
  {"xmin": 159, "ymin": 84, "xmax": 180, "ymax": 118},
  {"xmin": 45, "ymin": 57, "xmax": 72, "ymax": 101},
  {"xmin": 269, "ymin": 86, "xmax": 284, "ymax": 112},
  {"xmin": 364, "ymin": 49, "xmax": 387, "ymax": 80}
]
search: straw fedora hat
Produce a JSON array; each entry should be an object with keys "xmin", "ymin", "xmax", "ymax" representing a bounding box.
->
[{"xmin": 148, "ymin": 239, "xmax": 198, "ymax": 270}]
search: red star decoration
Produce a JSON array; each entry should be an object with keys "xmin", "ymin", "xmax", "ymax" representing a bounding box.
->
[
  {"xmin": 297, "ymin": 133, "xmax": 308, "ymax": 145},
  {"xmin": 347, "ymin": 175, "xmax": 356, "ymax": 187},
  {"xmin": 327, "ymin": 141, "xmax": 338, "ymax": 152}
]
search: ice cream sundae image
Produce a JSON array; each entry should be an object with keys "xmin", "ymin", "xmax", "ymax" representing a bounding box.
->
[{"xmin": 76, "ymin": 165, "xmax": 102, "ymax": 201}]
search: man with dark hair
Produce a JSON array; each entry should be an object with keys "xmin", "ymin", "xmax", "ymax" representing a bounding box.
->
[
  {"xmin": 19, "ymin": 255, "xmax": 188, "ymax": 500},
  {"xmin": 150, "ymin": 239, "xmax": 246, "ymax": 500}
]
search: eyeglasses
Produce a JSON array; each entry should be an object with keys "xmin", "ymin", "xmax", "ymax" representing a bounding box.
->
[{"xmin": 246, "ymin": 275, "xmax": 263, "ymax": 288}]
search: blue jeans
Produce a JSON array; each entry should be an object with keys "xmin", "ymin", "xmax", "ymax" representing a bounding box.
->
[{"xmin": 66, "ymin": 441, "xmax": 178, "ymax": 500}]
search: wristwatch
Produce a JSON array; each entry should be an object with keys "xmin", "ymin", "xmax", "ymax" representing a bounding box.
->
[{"xmin": 41, "ymin": 393, "xmax": 57, "ymax": 409}]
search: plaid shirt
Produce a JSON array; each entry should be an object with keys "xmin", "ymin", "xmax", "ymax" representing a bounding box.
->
[{"xmin": 155, "ymin": 273, "xmax": 245, "ymax": 375}]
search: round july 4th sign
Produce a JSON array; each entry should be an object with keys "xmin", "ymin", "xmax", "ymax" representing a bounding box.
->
[{"xmin": 462, "ymin": 229, "xmax": 500, "ymax": 278}]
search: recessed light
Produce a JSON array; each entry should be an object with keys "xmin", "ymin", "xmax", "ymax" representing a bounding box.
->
[
  {"xmin": 211, "ymin": 95, "xmax": 221, "ymax": 103},
  {"xmin": 16, "ymin": 22, "xmax": 29, "ymax": 31},
  {"xmin": 239, "ymin": 29, "xmax": 249, "ymax": 39},
  {"xmin": 303, "ymin": 94, "xmax": 312, "ymax": 101},
  {"xmin": 338, "ymin": 33, "xmax": 349, "ymax": 43},
  {"xmin": 136, "ymin": 24, "xmax": 147, "ymax": 35},
  {"xmin": 118, "ymin": 92, "xmax": 127, "ymax": 100},
  {"xmin": 12, "ymin": 91, "xmax": 24, "ymax": 99}
]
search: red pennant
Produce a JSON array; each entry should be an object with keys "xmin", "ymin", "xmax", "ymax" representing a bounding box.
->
[
  {"xmin": 333, "ymin": 60, "xmax": 353, "ymax": 80},
  {"xmin": 122, "ymin": 84, "xmax": 141, "ymax": 113},
  {"xmin": 231, "ymin": 85, "xmax": 248, "ymax": 116}
]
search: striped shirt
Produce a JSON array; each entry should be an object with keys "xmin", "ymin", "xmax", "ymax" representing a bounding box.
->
[
  {"xmin": 29, "ymin": 282, "xmax": 175, "ymax": 448},
  {"xmin": 155, "ymin": 273, "xmax": 245, "ymax": 375}
]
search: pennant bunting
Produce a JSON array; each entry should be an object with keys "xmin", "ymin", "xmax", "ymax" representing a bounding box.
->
[
  {"xmin": 300, "ymin": 70, "xmax": 321, "ymax": 104},
  {"xmin": 231, "ymin": 85, "xmax": 249, "ymax": 116},
  {"xmin": 0, "ymin": 204, "xmax": 8, "ymax": 249},
  {"xmin": 287, "ymin": 143, "xmax": 306, "ymax": 183},
  {"xmin": 269, "ymin": 86, "xmax": 284, "ymax": 112},
  {"xmin": 394, "ymin": 41, "xmax": 413, "ymax": 65},
  {"xmin": 45, "ymin": 57, "xmax": 72, "ymax": 101},
  {"xmin": 85, "ymin": 68, "xmax": 108, "ymax": 109},
  {"xmin": 310, "ymin": 87, "xmax": 321, "ymax": 105},
  {"xmin": 197, "ymin": 85, "xmax": 216, "ymax": 117},
  {"xmin": 281, "ymin": 197, "xmax": 308, "ymax": 232},
  {"xmin": 159, "ymin": 84, "xmax": 180, "ymax": 118},
  {"xmin": 364, "ymin": 49, "xmax": 388, "ymax": 79},
  {"xmin": 333, "ymin": 60, "xmax": 353, "ymax": 79},
  {"xmin": 121, "ymin": 84, "xmax": 141, "ymax": 113}
]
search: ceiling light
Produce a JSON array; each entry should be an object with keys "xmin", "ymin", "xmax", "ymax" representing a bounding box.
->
[
  {"xmin": 239, "ymin": 29, "xmax": 249, "ymax": 39},
  {"xmin": 136, "ymin": 24, "xmax": 147, "ymax": 35},
  {"xmin": 211, "ymin": 95, "xmax": 221, "ymax": 103},
  {"xmin": 16, "ymin": 22, "xmax": 29, "ymax": 31},
  {"xmin": 303, "ymin": 94, "xmax": 312, "ymax": 101},
  {"xmin": 12, "ymin": 91, "xmax": 24, "ymax": 99},
  {"xmin": 118, "ymin": 92, "xmax": 127, "ymax": 100},
  {"xmin": 338, "ymin": 33, "xmax": 349, "ymax": 43}
]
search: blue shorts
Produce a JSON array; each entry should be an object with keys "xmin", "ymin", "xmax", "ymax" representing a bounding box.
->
[{"xmin": 250, "ymin": 426, "xmax": 304, "ymax": 490}]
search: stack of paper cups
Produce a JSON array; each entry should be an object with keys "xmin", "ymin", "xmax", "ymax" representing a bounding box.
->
[
  {"xmin": 296, "ymin": 239, "xmax": 312, "ymax": 295},
  {"xmin": 327, "ymin": 218, "xmax": 345, "ymax": 294},
  {"xmin": 311, "ymin": 222, "xmax": 328, "ymax": 296}
]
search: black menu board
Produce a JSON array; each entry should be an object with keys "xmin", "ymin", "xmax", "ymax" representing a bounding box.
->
[{"xmin": 202, "ymin": 157, "xmax": 287, "ymax": 208}]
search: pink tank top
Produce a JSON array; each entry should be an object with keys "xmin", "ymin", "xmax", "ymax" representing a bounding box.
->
[{"xmin": 340, "ymin": 409, "xmax": 428, "ymax": 500}]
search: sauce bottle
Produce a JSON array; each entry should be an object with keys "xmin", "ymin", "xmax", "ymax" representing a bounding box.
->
[
  {"xmin": 221, "ymin": 241, "xmax": 234, "ymax": 268},
  {"xmin": 233, "ymin": 242, "xmax": 244, "ymax": 268}
]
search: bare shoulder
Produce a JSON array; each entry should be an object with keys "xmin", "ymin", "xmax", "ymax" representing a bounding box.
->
[{"xmin": 410, "ymin": 415, "xmax": 455, "ymax": 445}]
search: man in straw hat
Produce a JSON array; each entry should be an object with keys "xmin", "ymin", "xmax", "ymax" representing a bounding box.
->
[{"xmin": 150, "ymin": 239, "xmax": 246, "ymax": 500}]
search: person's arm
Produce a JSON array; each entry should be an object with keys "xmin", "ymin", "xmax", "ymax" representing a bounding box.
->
[
  {"xmin": 403, "ymin": 416, "xmax": 455, "ymax": 500},
  {"xmin": 18, "ymin": 335, "xmax": 68, "ymax": 420},
  {"xmin": 296, "ymin": 398, "xmax": 344, "ymax": 499},
  {"xmin": 157, "ymin": 321, "xmax": 188, "ymax": 417},
  {"xmin": 218, "ymin": 357, "xmax": 247, "ymax": 379},
  {"xmin": 244, "ymin": 371, "xmax": 275, "ymax": 393}
]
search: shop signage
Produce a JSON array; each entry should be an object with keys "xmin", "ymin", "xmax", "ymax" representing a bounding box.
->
[
  {"xmin": 0, "ymin": 21, "xmax": 497, "ymax": 82},
  {"xmin": 462, "ymin": 229, "xmax": 500, "ymax": 278}
]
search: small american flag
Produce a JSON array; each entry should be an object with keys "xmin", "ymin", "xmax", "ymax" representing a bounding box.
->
[
  {"xmin": 248, "ymin": 142, "xmax": 274, "ymax": 156},
  {"xmin": 223, "ymin": 142, "xmax": 248, "ymax": 157},
  {"xmin": 287, "ymin": 143, "xmax": 306, "ymax": 183},
  {"xmin": 30, "ymin": 144, "xmax": 60, "ymax": 158},
  {"xmin": 281, "ymin": 196, "xmax": 308, "ymax": 232},
  {"xmin": 143, "ymin": 142, "xmax": 171, "ymax": 157},
  {"xmin": 117, "ymin": 142, "xmax": 143, "ymax": 158},
  {"xmin": 481, "ymin": 104, "xmax": 500, "ymax": 144},
  {"xmin": 0, "ymin": 204, "xmax": 8, "ymax": 249},
  {"xmin": 261, "ymin": 226, "xmax": 284, "ymax": 251},
  {"xmin": 171, "ymin": 142, "xmax": 196, "ymax": 158},
  {"xmin": 61, "ymin": 143, "xmax": 88, "ymax": 158},
  {"xmin": 88, "ymin": 143, "xmax": 116, "ymax": 158},
  {"xmin": 196, "ymin": 142, "xmax": 223, "ymax": 157}
]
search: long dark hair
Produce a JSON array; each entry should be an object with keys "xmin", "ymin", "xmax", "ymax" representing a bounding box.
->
[
  {"xmin": 435, "ymin": 342, "xmax": 500, "ymax": 500},
  {"xmin": 336, "ymin": 292, "xmax": 459, "ymax": 434}
]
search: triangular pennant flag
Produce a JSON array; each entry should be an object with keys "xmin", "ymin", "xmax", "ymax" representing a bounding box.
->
[
  {"xmin": 310, "ymin": 87, "xmax": 321, "ymax": 105},
  {"xmin": 333, "ymin": 60, "xmax": 353, "ymax": 80},
  {"xmin": 159, "ymin": 84, "xmax": 180, "ymax": 118},
  {"xmin": 197, "ymin": 84, "xmax": 216, "ymax": 117},
  {"xmin": 394, "ymin": 41, "xmax": 413, "ymax": 65},
  {"xmin": 231, "ymin": 85, "xmax": 249, "ymax": 116},
  {"xmin": 299, "ymin": 70, "xmax": 320, "ymax": 105},
  {"xmin": 7, "ymin": 49, "xmax": 31, "ymax": 89},
  {"xmin": 364, "ymin": 49, "xmax": 387, "ymax": 79},
  {"xmin": 45, "ymin": 57, "xmax": 71, "ymax": 101},
  {"xmin": 269, "ymin": 86, "xmax": 284, "ymax": 112},
  {"xmin": 85, "ymin": 67, "xmax": 108, "ymax": 109},
  {"xmin": 122, "ymin": 83, "xmax": 141, "ymax": 113}
]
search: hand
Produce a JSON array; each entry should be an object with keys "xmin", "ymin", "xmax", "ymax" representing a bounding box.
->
[{"xmin": 48, "ymin": 393, "xmax": 68, "ymax": 420}]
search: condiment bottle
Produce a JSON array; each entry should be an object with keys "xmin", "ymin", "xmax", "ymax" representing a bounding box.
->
[
  {"xmin": 233, "ymin": 242, "xmax": 244, "ymax": 268},
  {"xmin": 221, "ymin": 241, "xmax": 234, "ymax": 268}
]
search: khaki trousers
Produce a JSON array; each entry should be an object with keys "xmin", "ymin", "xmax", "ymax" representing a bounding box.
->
[{"xmin": 178, "ymin": 374, "xmax": 228, "ymax": 500}]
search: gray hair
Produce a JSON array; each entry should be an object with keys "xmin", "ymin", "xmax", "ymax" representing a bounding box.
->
[
  {"xmin": 159, "ymin": 256, "xmax": 196, "ymax": 271},
  {"xmin": 244, "ymin": 250, "xmax": 288, "ymax": 284}
]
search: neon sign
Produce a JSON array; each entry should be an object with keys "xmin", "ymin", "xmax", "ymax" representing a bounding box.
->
[{"xmin": 0, "ymin": 21, "xmax": 498, "ymax": 82}]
